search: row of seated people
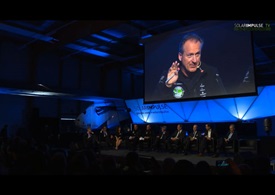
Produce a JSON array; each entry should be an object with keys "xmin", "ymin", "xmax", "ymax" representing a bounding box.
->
[
  {"xmin": 83, "ymin": 125, "xmax": 131, "ymax": 152},
  {"xmin": 83, "ymin": 124, "xmax": 155, "ymax": 152},
  {"xmin": 152, "ymin": 123, "xmax": 236, "ymax": 156},
  {"xmin": 84, "ymin": 123, "xmax": 239, "ymax": 157},
  {"xmin": 123, "ymin": 123, "xmax": 239, "ymax": 157}
]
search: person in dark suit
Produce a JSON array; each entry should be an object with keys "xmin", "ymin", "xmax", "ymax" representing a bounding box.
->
[
  {"xmin": 153, "ymin": 125, "xmax": 169, "ymax": 151},
  {"xmin": 168, "ymin": 124, "xmax": 186, "ymax": 153},
  {"xmin": 198, "ymin": 123, "xmax": 217, "ymax": 156},
  {"xmin": 212, "ymin": 124, "xmax": 238, "ymax": 157},
  {"xmin": 83, "ymin": 126, "xmax": 99, "ymax": 153},
  {"xmin": 184, "ymin": 124, "xmax": 201, "ymax": 155},
  {"xmin": 99, "ymin": 125, "xmax": 112, "ymax": 148},
  {"xmin": 138, "ymin": 124, "xmax": 153, "ymax": 151},
  {"xmin": 128, "ymin": 124, "xmax": 142, "ymax": 151}
]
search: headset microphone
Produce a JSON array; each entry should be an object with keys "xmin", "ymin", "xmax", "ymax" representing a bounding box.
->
[{"xmin": 197, "ymin": 61, "xmax": 204, "ymax": 73}]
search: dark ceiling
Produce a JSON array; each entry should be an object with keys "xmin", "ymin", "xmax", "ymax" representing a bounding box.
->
[{"xmin": 0, "ymin": 20, "xmax": 275, "ymax": 95}]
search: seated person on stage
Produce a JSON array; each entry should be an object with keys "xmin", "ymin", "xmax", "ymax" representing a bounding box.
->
[
  {"xmin": 184, "ymin": 124, "xmax": 201, "ymax": 155},
  {"xmin": 99, "ymin": 125, "xmax": 113, "ymax": 148},
  {"xmin": 83, "ymin": 126, "xmax": 100, "ymax": 153},
  {"xmin": 168, "ymin": 124, "xmax": 186, "ymax": 153},
  {"xmin": 138, "ymin": 124, "xmax": 153, "ymax": 151},
  {"xmin": 114, "ymin": 125, "xmax": 124, "ymax": 150},
  {"xmin": 198, "ymin": 123, "xmax": 217, "ymax": 156},
  {"xmin": 153, "ymin": 125, "xmax": 169, "ymax": 151},
  {"xmin": 128, "ymin": 124, "xmax": 142, "ymax": 151},
  {"xmin": 213, "ymin": 124, "xmax": 238, "ymax": 157}
]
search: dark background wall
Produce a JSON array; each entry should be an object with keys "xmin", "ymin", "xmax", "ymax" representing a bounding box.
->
[{"xmin": 0, "ymin": 39, "xmax": 142, "ymax": 138}]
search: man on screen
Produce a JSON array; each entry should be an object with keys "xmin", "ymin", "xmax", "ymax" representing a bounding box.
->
[{"xmin": 154, "ymin": 33, "xmax": 226, "ymax": 100}]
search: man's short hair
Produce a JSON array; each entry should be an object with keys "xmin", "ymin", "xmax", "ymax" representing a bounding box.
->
[
  {"xmin": 178, "ymin": 33, "xmax": 204, "ymax": 53},
  {"xmin": 161, "ymin": 125, "xmax": 167, "ymax": 130}
]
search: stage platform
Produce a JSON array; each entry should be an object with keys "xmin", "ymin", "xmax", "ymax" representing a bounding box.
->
[{"xmin": 99, "ymin": 149, "xmax": 234, "ymax": 167}]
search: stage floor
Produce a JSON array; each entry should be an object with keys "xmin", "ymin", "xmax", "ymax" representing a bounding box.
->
[{"xmin": 100, "ymin": 148, "xmax": 234, "ymax": 167}]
